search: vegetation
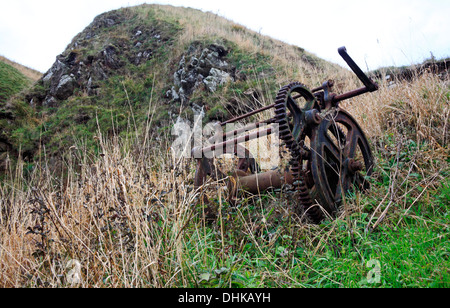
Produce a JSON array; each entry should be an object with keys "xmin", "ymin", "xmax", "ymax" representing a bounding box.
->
[
  {"xmin": 0, "ymin": 56, "xmax": 42, "ymax": 84},
  {"xmin": 0, "ymin": 61, "xmax": 33, "ymax": 103},
  {"xmin": 1, "ymin": 69, "xmax": 448, "ymax": 288},
  {"xmin": 1, "ymin": 4, "xmax": 339, "ymax": 163},
  {"xmin": 0, "ymin": 4, "xmax": 449, "ymax": 288}
]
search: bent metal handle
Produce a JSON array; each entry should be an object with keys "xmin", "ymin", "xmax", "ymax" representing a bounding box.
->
[{"xmin": 338, "ymin": 46, "xmax": 378, "ymax": 92}]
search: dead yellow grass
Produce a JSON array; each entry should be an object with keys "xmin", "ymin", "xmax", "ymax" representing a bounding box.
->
[
  {"xmin": 1, "ymin": 71, "xmax": 447, "ymax": 287},
  {"xmin": 0, "ymin": 4, "xmax": 448, "ymax": 288},
  {"xmin": 0, "ymin": 55, "xmax": 42, "ymax": 82},
  {"xmin": 345, "ymin": 71, "xmax": 449, "ymax": 148}
]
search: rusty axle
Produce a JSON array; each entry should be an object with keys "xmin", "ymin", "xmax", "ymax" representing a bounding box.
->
[{"xmin": 193, "ymin": 126, "xmax": 275, "ymax": 157}]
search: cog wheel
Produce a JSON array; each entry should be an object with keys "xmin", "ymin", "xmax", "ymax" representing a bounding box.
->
[{"xmin": 274, "ymin": 82, "xmax": 323, "ymax": 222}]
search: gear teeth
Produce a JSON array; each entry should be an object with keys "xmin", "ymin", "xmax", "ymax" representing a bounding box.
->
[{"xmin": 273, "ymin": 82, "xmax": 320, "ymax": 222}]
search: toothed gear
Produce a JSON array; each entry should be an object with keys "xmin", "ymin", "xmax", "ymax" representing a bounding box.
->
[{"xmin": 274, "ymin": 82, "xmax": 323, "ymax": 222}]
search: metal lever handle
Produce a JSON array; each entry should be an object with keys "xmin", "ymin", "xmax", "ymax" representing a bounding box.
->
[{"xmin": 338, "ymin": 46, "xmax": 378, "ymax": 92}]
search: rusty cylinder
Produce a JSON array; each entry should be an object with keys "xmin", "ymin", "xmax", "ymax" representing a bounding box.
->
[{"xmin": 234, "ymin": 169, "xmax": 295, "ymax": 194}]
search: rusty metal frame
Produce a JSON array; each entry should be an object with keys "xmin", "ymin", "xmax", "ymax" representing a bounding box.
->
[{"xmin": 193, "ymin": 46, "xmax": 379, "ymax": 223}]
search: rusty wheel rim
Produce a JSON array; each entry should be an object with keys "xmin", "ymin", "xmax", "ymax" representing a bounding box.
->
[{"xmin": 309, "ymin": 109, "xmax": 374, "ymax": 217}]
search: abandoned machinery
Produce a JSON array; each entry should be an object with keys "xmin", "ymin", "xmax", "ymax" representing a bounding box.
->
[{"xmin": 193, "ymin": 47, "xmax": 379, "ymax": 223}]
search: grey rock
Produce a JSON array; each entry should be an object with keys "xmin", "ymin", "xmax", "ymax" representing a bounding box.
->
[
  {"xmin": 178, "ymin": 87, "xmax": 189, "ymax": 104},
  {"xmin": 54, "ymin": 75, "xmax": 76, "ymax": 100},
  {"xmin": 42, "ymin": 71, "xmax": 54, "ymax": 87},
  {"xmin": 87, "ymin": 77, "xmax": 99, "ymax": 96},
  {"xmin": 202, "ymin": 49, "xmax": 229, "ymax": 70},
  {"xmin": 43, "ymin": 95, "xmax": 59, "ymax": 108},
  {"xmin": 174, "ymin": 70, "xmax": 182, "ymax": 88},
  {"xmin": 203, "ymin": 77, "xmax": 217, "ymax": 93},
  {"xmin": 47, "ymin": 60, "xmax": 69, "ymax": 82},
  {"xmin": 191, "ymin": 103, "xmax": 205, "ymax": 117},
  {"xmin": 170, "ymin": 43, "xmax": 234, "ymax": 104},
  {"xmin": 209, "ymin": 44, "xmax": 228, "ymax": 57},
  {"xmin": 189, "ymin": 57, "xmax": 199, "ymax": 68},
  {"xmin": 135, "ymin": 52, "xmax": 143, "ymax": 65},
  {"xmin": 167, "ymin": 86, "xmax": 180, "ymax": 102},
  {"xmin": 203, "ymin": 68, "xmax": 232, "ymax": 92},
  {"xmin": 104, "ymin": 18, "xmax": 116, "ymax": 27},
  {"xmin": 91, "ymin": 63, "xmax": 108, "ymax": 81},
  {"xmin": 143, "ymin": 50, "xmax": 152, "ymax": 59}
]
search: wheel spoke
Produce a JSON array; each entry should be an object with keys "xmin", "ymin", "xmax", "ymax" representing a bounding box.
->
[
  {"xmin": 323, "ymin": 129, "xmax": 344, "ymax": 171},
  {"xmin": 287, "ymin": 94, "xmax": 302, "ymax": 115},
  {"xmin": 310, "ymin": 109, "xmax": 374, "ymax": 218},
  {"xmin": 344, "ymin": 126, "xmax": 361, "ymax": 159}
]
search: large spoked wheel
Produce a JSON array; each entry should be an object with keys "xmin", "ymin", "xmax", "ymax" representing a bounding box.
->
[{"xmin": 309, "ymin": 109, "xmax": 374, "ymax": 218}]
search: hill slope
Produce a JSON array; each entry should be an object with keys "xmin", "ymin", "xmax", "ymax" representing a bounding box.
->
[
  {"xmin": 0, "ymin": 56, "xmax": 42, "ymax": 82},
  {"xmin": 0, "ymin": 59, "xmax": 33, "ymax": 103},
  {"xmin": 0, "ymin": 4, "xmax": 344, "ymax": 168},
  {"xmin": 0, "ymin": 57, "xmax": 40, "ymax": 170}
]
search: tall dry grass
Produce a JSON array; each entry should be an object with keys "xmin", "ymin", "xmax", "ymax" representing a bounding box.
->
[
  {"xmin": 344, "ymin": 70, "xmax": 449, "ymax": 230},
  {"xmin": 1, "ymin": 70, "xmax": 448, "ymax": 287},
  {"xmin": 0, "ymin": 133, "xmax": 201, "ymax": 287},
  {"xmin": 346, "ymin": 70, "xmax": 449, "ymax": 148},
  {"xmin": 1, "ymin": 4, "xmax": 449, "ymax": 288}
]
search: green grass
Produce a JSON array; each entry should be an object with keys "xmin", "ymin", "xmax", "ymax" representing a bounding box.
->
[
  {"xmin": 172, "ymin": 178, "xmax": 450, "ymax": 288},
  {"xmin": 0, "ymin": 122, "xmax": 448, "ymax": 288},
  {"xmin": 0, "ymin": 61, "xmax": 31, "ymax": 102}
]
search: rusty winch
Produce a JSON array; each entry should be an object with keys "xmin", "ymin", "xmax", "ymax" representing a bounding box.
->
[{"xmin": 193, "ymin": 47, "xmax": 379, "ymax": 223}]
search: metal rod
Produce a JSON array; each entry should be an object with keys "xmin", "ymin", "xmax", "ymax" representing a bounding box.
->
[
  {"xmin": 236, "ymin": 169, "xmax": 295, "ymax": 193},
  {"xmin": 338, "ymin": 47, "xmax": 378, "ymax": 92},
  {"xmin": 208, "ymin": 118, "xmax": 276, "ymax": 144},
  {"xmin": 194, "ymin": 127, "xmax": 274, "ymax": 157},
  {"xmin": 332, "ymin": 86, "xmax": 370, "ymax": 103},
  {"xmin": 220, "ymin": 104, "xmax": 276, "ymax": 126}
]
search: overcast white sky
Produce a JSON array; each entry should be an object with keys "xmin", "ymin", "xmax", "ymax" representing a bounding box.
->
[{"xmin": 0, "ymin": 0, "xmax": 449, "ymax": 73}]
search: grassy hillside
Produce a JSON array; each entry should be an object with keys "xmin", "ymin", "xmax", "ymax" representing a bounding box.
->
[
  {"xmin": 1, "ymin": 4, "xmax": 342, "ymax": 167},
  {"xmin": 0, "ymin": 4, "xmax": 449, "ymax": 288},
  {"xmin": 1, "ymin": 72, "xmax": 448, "ymax": 288},
  {"xmin": 0, "ymin": 60, "xmax": 32, "ymax": 103},
  {"xmin": 0, "ymin": 56, "xmax": 42, "ymax": 82},
  {"xmin": 0, "ymin": 57, "xmax": 41, "ymax": 172}
]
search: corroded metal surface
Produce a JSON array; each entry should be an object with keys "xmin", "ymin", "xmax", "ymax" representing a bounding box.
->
[{"xmin": 194, "ymin": 47, "xmax": 379, "ymax": 223}]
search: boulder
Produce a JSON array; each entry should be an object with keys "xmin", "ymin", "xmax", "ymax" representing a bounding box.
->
[
  {"xmin": 54, "ymin": 75, "xmax": 76, "ymax": 100},
  {"xmin": 170, "ymin": 43, "xmax": 234, "ymax": 102},
  {"xmin": 203, "ymin": 68, "xmax": 232, "ymax": 92},
  {"xmin": 43, "ymin": 95, "xmax": 59, "ymax": 108},
  {"xmin": 201, "ymin": 48, "xmax": 229, "ymax": 71}
]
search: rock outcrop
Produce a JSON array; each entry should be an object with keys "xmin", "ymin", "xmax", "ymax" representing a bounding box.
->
[
  {"xmin": 0, "ymin": 4, "xmax": 338, "ymax": 173},
  {"xmin": 28, "ymin": 9, "xmax": 175, "ymax": 108},
  {"xmin": 168, "ymin": 42, "xmax": 235, "ymax": 104}
]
